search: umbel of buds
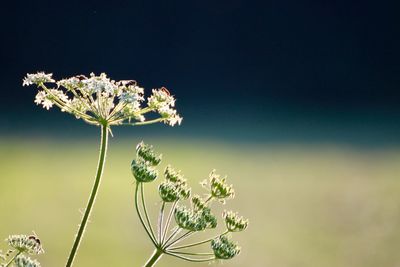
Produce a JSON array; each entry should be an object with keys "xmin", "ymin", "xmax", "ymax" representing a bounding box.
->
[
  {"xmin": 131, "ymin": 142, "xmax": 249, "ymax": 267},
  {"xmin": 0, "ymin": 234, "xmax": 44, "ymax": 267},
  {"xmin": 211, "ymin": 236, "xmax": 241, "ymax": 260},
  {"xmin": 131, "ymin": 142, "xmax": 161, "ymax": 183},
  {"xmin": 158, "ymin": 166, "xmax": 191, "ymax": 202},
  {"xmin": 223, "ymin": 211, "xmax": 249, "ymax": 232},
  {"xmin": 23, "ymin": 72, "xmax": 182, "ymax": 127},
  {"xmin": 14, "ymin": 255, "xmax": 41, "ymax": 267}
]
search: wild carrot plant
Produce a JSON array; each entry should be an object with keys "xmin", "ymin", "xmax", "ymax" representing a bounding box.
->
[
  {"xmin": 22, "ymin": 72, "xmax": 182, "ymax": 267},
  {"xmin": 131, "ymin": 142, "xmax": 249, "ymax": 266}
]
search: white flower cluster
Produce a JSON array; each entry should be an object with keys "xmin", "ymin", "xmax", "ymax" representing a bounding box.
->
[
  {"xmin": 6, "ymin": 235, "xmax": 44, "ymax": 255},
  {"xmin": 23, "ymin": 72, "xmax": 182, "ymax": 127}
]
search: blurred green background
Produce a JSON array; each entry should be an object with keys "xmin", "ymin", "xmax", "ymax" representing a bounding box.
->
[
  {"xmin": 1, "ymin": 134, "xmax": 400, "ymax": 267},
  {"xmin": 2, "ymin": 1, "xmax": 400, "ymax": 266}
]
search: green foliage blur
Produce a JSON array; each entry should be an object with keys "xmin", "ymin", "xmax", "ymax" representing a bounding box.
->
[{"xmin": 1, "ymin": 137, "xmax": 400, "ymax": 266}]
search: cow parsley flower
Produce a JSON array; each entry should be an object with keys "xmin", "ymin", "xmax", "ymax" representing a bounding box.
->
[
  {"xmin": 23, "ymin": 72, "xmax": 182, "ymax": 127},
  {"xmin": 23, "ymin": 72, "xmax": 54, "ymax": 86},
  {"xmin": 22, "ymin": 72, "xmax": 182, "ymax": 267},
  {"xmin": 6, "ymin": 235, "xmax": 44, "ymax": 255}
]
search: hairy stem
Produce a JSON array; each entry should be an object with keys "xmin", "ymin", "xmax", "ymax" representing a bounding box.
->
[
  {"xmin": 144, "ymin": 249, "xmax": 163, "ymax": 267},
  {"xmin": 65, "ymin": 124, "xmax": 109, "ymax": 267}
]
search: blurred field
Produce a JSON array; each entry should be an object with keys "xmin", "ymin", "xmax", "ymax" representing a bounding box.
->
[{"xmin": 1, "ymin": 137, "xmax": 400, "ymax": 267}]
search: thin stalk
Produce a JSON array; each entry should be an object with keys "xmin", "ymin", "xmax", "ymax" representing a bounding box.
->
[
  {"xmin": 121, "ymin": 118, "xmax": 165, "ymax": 126},
  {"xmin": 163, "ymin": 227, "xmax": 181, "ymax": 247},
  {"xmin": 140, "ymin": 183, "xmax": 157, "ymax": 243},
  {"xmin": 167, "ymin": 251, "xmax": 214, "ymax": 256},
  {"xmin": 164, "ymin": 230, "xmax": 193, "ymax": 249},
  {"xmin": 158, "ymin": 202, "xmax": 166, "ymax": 243},
  {"xmin": 168, "ymin": 230, "xmax": 229, "ymax": 251},
  {"xmin": 5, "ymin": 251, "xmax": 21, "ymax": 267},
  {"xmin": 161, "ymin": 201, "xmax": 177, "ymax": 243},
  {"xmin": 65, "ymin": 124, "xmax": 109, "ymax": 267},
  {"xmin": 144, "ymin": 249, "xmax": 163, "ymax": 267},
  {"xmin": 165, "ymin": 252, "xmax": 215, "ymax": 262},
  {"xmin": 135, "ymin": 183, "xmax": 158, "ymax": 246}
]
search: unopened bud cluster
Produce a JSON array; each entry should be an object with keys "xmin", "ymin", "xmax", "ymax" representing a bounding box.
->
[
  {"xmin": 159, "ymin": 166, "xmax": 190, "ymax": 202},
  {"xmin": 14, "ymin": 255, "xmax": 41, "ymax": 267},
  {"xmin": 131, "ymin": 142, "xmax": 249, "ymax": 264},
  {"xmin": 131, "ymin": 142, "xmax": 161, "ymax": 183},
  {"xmin": 211, "ymin": 236, "xmax": 241, "ymax": 260},
  {"xmin": 201, "ymin": 170, "xmax": 235, "ymax": 202},
  {"xmin": 174, "ymin": 206, "xmax": 217, "ymax": 231},
  {"xmin": 223, "ymin": 211, "xmax": 249, "ymax": 232}
]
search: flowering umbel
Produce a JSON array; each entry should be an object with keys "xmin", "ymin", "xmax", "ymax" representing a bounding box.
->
[
  {"xmin": 23, "ymin": 72, "xmax": 182, "ymax": 127},
  {"xmin": 132, "ymin": 142, "xmax": 249, "ymax": 266},
  {"xmin": 0, "ymin": 234, "xmax": 44, "ymax": 267}
]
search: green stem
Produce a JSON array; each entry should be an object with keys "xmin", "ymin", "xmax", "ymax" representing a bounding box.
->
[
  {"xmin": 135, "ymin": 183, "xmax": 158, "ymax": 246},
  {"xmin": 168, "ymin": 230, "xmax": 229, "ymax": 251},
  {"xmin": 141, "ymin": 183, "xmax": 157, "ymax": 243},
  {"xmin": 165, "ymin": 252, "xmax": 215, "ymax": 262},
  {"xmin": 65, "ymin": 124, "xmax": 109, "ymax": 267},
  {"xmin": 5, "ymin": 251, "xmax": 21, "ymax": 267},
  {"xmin": 164, "ymin": 230, "xmax": 193, "ymax": 249},
  {"xmin": 144, "ymin": 249, "xmax": 163, "ymax": 267},
  {"xmin": 158, "ymin": 202, "xmax": 165, "ymax": 243},
  {"xmin": 161, "ymin": 201, "xmax": 177, "ymax": 243}
]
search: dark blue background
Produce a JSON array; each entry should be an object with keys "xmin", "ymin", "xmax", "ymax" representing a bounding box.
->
[{"xmin": 2, "ymin": 0, "xmax": 400, "ymax": 144}]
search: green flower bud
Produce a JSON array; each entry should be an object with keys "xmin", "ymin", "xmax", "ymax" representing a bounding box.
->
[
  {"xmin": 211, "ymin": 236, "xmax": 240, "ymax": 260},
  {"xmin": 164, "ymin": 165, "xmax": 184, "ymax": 182},
  {"xmin": 159, "ymin": 165, "xmax": 191, "ymax": 201},
  {"xmin": 131, "ymin": 160, "xmax": 158, "ymax": 183},
  {"xmin": 159, "ymin": 181, "xmax": 181, "ymax": 202},
  {"xmin": 191, "ymin": 195, "xmax": 207, "ymax": 212},
  {"xmin": 136, "ymin": 142, "xmax": 162, "ymax": 166},
  {"xmin": 223, "ymin": 211, "xmax": 249, "ymax": 232},
  {"xmin": 174, "ymin": 206, "xmax": 217, "ymax": 231},
  {"xmin": 206, "ymin": 170, "xmax": 235, "ymax": 200},
  {"xmin": 200, "ymin": 207, "xmax": 217, "ymax": 229},
  {"xmin": 6, "ymin": 235, "xmax": 44, "ymax": 255},
  {"xmin": 14, "ymin": 255, "xmax": 41, "ymax": 267}
]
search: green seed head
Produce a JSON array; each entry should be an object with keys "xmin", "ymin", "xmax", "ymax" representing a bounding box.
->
[
  {"xmin": 211, "ymin": 236, "xmax": 240, "ymax": 260},
  {"xmin": 131, "ymin": 160, "xmax": 158, "ymax": 183},
  {"xmin": 136, "ymin": 142, "xmax": 162, "ymax": 166},
  {"xmin": 14, "ymin": 255, "xmax": 41, "ymax": 267},
  {"xmin": 6, "ymin": 235, "xmax": 44, "ymax": 255},
  {"xmin": 223, "ymin": 211, "xmax": 249, "ymax": 232}
]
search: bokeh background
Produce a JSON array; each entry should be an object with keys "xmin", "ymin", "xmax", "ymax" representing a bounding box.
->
[{"xmin": 1, "ymin": 1, "xmax": 400, "ymax": 266}]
